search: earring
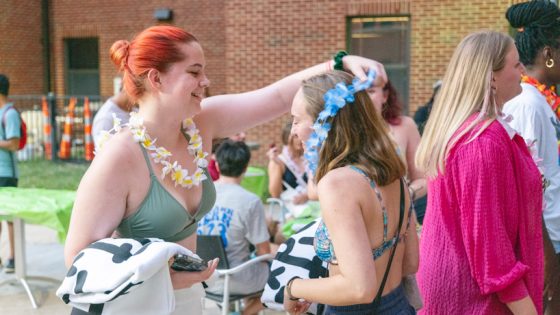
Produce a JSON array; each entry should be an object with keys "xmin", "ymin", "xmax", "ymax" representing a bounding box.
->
[{"xmin": 546, "ymin": 58, "xmax": 555, "ymax": 68}]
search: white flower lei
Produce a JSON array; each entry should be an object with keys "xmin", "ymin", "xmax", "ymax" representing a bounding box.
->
[{"xmin": 97, "ymin": 112, "xmax": 209, "ymax": 189}]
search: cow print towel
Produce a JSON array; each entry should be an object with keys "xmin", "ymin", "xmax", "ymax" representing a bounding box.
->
[
  {"xmin": 56, "ymin": 238, "xmax": 195, "ymax": 315},
  {"xmin": 261, "ymin": 219, "xmax": 328, "ymax": 314}
]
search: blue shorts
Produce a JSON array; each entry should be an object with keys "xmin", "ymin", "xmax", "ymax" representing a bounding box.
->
[{"xmin": 324, "ymin": 285, "xmax": 415, "ymax": 315}]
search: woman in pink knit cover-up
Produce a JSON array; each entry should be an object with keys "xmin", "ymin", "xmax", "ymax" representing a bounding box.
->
[{"xmin": 415, "ymin": 31, "xmax": 544, "ymax": 315}]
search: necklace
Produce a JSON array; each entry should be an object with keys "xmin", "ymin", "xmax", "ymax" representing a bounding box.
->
[
  {"xmin": 97, "ymin": 112, "xmax": 209, "ymax": 189},
  {"xmin": 521, "ymin": 75, "xmax": 560, "ymax": 121}
]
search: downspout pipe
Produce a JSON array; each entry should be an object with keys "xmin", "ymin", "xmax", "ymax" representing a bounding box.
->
[{"xmin": 41, "ymin": 0, "xmax": 51, "ymax": 93}]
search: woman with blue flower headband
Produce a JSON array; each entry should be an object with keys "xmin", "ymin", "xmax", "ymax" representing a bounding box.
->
[
  {"xmin": 283, "ymin": 70, "xmax": 419, "ymax": 314},
  {"xmin": 63, "ymin": 25, "xmax": 388, "ymax": 314}
]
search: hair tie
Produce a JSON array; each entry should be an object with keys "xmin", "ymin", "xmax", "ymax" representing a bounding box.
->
[{"xmin": 121, "ymin": 41, "xmax": 131, "ymax": 72}]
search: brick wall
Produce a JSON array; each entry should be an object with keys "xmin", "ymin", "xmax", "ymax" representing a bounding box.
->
[
  {"xmin": 1, "ymin": 0, "xmax": 523, "ymax": 165},
  {"xmin": 409, "ymin": 0, "xmax": 512, "ymax": 113},
  {"xmin": 49, "ymin": 0, "xmax": 226, "ymax": 98},
  {"xmin": 224, "ymin": 0, "xmax": 514, "ymax": 165},
  {"xmin": 224, "ymin": 0, "xmax": 344, "ymax": 165},
  {"xmin": 0, "ymin": 1, "xmax": 44, "ymax": 95}
]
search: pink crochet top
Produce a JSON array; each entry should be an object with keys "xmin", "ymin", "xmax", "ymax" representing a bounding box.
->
[{"xmin": 418, "ymin": 118, "xmax": 544, "ymax": 314}]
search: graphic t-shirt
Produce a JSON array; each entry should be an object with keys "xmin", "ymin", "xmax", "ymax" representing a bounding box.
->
[{"xmin": 197, "ymin": 182, "xmax": 270, "ymax": 294}]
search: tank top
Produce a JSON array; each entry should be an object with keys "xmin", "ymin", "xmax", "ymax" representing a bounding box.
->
[{"xmin": 116, "ymin": 145, "xmax": 216, "ymax": 242}]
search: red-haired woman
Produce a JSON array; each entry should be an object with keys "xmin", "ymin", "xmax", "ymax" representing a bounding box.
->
[
  {"xmin": 367, "ymin": 81, "xmax": 427, "ymax": 223},
  {"xmin": 63, "ymin": 25, "xmax": 386, "ymax": 314}
]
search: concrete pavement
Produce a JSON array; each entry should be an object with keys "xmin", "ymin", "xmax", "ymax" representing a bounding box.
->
[{"xmin": 0, "ymin": 222, "xmax": 282, "ymax": 315}]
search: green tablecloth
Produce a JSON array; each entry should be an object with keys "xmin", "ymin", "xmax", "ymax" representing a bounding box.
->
[
  {"xmin": 282, "ymin": 201, "xmax": 321, "ymax": 238},
  {"xmin": 0, "ymin": 187, "xmax": 75, "ymax": 243},
  {"xmin": 240, "ymin": 166, "xmax": 268, "ymax": 201}
]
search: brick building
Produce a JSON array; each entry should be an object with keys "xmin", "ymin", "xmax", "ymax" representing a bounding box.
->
[{"xmin": 0, "ymin": 0, "xmax": 527, "ymax": 164}]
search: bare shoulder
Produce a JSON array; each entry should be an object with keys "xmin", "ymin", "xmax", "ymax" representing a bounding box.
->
[
  {"xmin": 317, "ymin": 167, "xmax": 370, "ymax": 217},
  {"xmin": 196, "ymin": 96, "xmax": 225, "ymax": 131},
  {"xmin": 317, "ymin": 167, "xmax": 370, "ymax": 196},
  {"xmin": 396, "ymin": 116, "xmax": 419, "ymax": 132},
  {"xmin": 391, "ymin": 116, "xmax": 420, "ymax": 142},
  {"xmin": 400, "ymin": 115, "xmax": 417, "ymax": 127},
  {"xmin": 88, "ymin": 129, "xmax": 141, "ymax": 175}
]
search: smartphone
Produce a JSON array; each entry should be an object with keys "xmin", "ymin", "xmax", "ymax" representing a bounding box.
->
[{"xmin": 171, "ymin": 254, "xmax": 208, "ymax": 272}]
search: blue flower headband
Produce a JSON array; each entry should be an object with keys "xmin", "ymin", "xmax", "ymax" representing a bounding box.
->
[{"xmin": 304, "ymin": 70, "xmax": 377, "ymax": 174}]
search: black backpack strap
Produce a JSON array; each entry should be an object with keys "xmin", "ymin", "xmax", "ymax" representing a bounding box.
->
[{"xmin": 372, "ymin": 178, "xmax": 406, "ymax": 307}]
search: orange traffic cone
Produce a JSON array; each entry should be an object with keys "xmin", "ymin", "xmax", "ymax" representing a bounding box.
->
[
  {"xmin": 41, "ymin": 96, "xmax": 52, "ymax": 160},
  {"xmin": 83, "ymin": 97, "xmax": 94, "ymax": 161},
  {"xmin": 58, "ymin": 97, "xmax": 76, "ymax": 160}
]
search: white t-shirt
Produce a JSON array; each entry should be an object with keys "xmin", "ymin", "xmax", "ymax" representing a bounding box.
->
[
  {"xmin": 92, "ymin": 98, "xmax": 131, "ymax": 150},
  {"xmin": 197, "ymin": 182, "xmax": 270, "ymax": 294},
  {"xmin": 503, "ymin": 83, "xmax": 560, "ymax": 252}
]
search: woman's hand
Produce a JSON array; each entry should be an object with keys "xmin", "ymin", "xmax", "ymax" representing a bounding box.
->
[
  {"xmin": 283, "ymin": 286, "xmax": 311, "ymax": 315},
  {"xmin": 506, "ymin": 295, "xmax": 537, "ymax": 315},
  {"xmin": 169, "ymin": 258, "xmax": 219, "ymax": 290},
  {"xmin": 342, "ymin": 55, "xmax": 387, "ymax": 87},
  {"xmin": 292, "ymin": 192, "xmax": 308, "ymax": 205},
  {"xmin": 267, "ymin": 146, "xmax": 282, "ymax": 164}
]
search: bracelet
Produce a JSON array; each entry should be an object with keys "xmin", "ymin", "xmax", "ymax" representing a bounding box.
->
[
  {"xmin": 333, "ymin": 50, "xmax": 348, "ymax": 71},
  {"xmin": 286, "ymin": 276, "xmax": 301, "ymax": 301}
]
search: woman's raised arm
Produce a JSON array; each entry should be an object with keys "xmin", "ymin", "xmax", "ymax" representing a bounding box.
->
[{"xmin": 199, "ymin": 55, "xmax": 386, "ymax": 140}]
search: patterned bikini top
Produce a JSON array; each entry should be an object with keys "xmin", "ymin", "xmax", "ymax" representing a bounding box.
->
[{"xmin": 313, "ymin": 166, "xmax": 412, "ymax": 265}]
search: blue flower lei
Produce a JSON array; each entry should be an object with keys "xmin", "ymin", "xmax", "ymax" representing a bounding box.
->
[{"xmin": 304, "ymin": 70, "xmax": 377, "ymax": 174}]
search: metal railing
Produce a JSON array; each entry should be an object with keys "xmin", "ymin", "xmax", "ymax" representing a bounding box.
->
[{"xmin": 9, "ymin": 94, "xmax": 106, "ymax": 161}]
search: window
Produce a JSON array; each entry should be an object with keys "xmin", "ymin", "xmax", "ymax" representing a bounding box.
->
[
  {"xmin": 64, "ymin": 38, "xmax": 100, "ymax": 96},
  {"xmin": 348, "ymin": 16, "xmax": 410, "ymax": 111}
]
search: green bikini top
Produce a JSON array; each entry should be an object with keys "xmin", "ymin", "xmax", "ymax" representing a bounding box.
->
[{"xmin": 116, "ymin": 145, "xmax": 216, "ymax": 242}]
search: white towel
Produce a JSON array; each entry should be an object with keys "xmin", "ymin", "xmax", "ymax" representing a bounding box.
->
[
  {"xmin": 56, "ymin": 238, "xmax": 197, "ymax": 315},
  {"xmin": 261, "ymin": 219, "xmax": 328, "ymax": 314}
]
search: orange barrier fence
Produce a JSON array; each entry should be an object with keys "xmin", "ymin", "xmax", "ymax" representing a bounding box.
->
[
  {"xmin": 41, "ymin": 96, "xmax": 53, "ymax": 160},
  {"xmin": 58, "ymin": 97, "xmax": 76, "ymax": 160},
  {"xmin": 83, "ymin": 97, "xmax": 94, "ymax": 161},
  {"xmin": 9, "ymin": 95, "xmax": 106, "ymax": 161}
]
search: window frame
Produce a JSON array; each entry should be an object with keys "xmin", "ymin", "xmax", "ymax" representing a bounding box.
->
[
  {"xmin": 64, "ymin": 37, "xmax": 100, "ymax": 97},
  {"xmin": 346, "ymin": 15, "xmax": 411, "ymax": 113}
]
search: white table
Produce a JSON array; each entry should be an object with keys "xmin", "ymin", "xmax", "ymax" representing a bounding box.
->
[{"xmin": 0, "ymin": 215, "xmax": 60, "ymax": 308}]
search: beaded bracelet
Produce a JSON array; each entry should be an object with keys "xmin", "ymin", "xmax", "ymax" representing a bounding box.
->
[
  {"xmin": 286, "ymin": 276, "xmax": 301, "ymax": 301},
  {"xmin": 333, "ymin": 50, "xmax": 349, "ymax": 71}
]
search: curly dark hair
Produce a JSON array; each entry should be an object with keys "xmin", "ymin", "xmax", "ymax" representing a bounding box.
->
[
  {"xmin": 381, "ymin": 80, "xmax": 403, "ymax": 126},
  {"xmin": 506, "ymin": 0, "xmax": 560, "ymax": 66}
]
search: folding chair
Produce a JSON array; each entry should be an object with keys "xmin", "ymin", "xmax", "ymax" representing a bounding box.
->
[
  {"xmin": 266, "ymin": 197, "xmax": 288, "ymax": 224},
  {"xmin": 197, "ymin": 235, "xmax": 273, "ymax": 315}
]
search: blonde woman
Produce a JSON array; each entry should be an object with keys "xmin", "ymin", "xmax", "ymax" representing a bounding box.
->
[
  {"xmin": 284, "ymin": 70, "xmax": 418, "ymax": 314},
  {"xmin": 415, "ymin": 30, "xmax": 543, "ymax": 315}
]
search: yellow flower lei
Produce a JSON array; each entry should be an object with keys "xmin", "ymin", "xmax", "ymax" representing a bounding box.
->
[{"xmin": 97, "ymin": 112, "xmax": 209, "ymax": 188}]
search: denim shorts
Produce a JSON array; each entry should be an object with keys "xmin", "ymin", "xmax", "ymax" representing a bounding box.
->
[{"xmin": 324, "ymin": 284, "xmax": 415, "ymax": 315}]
